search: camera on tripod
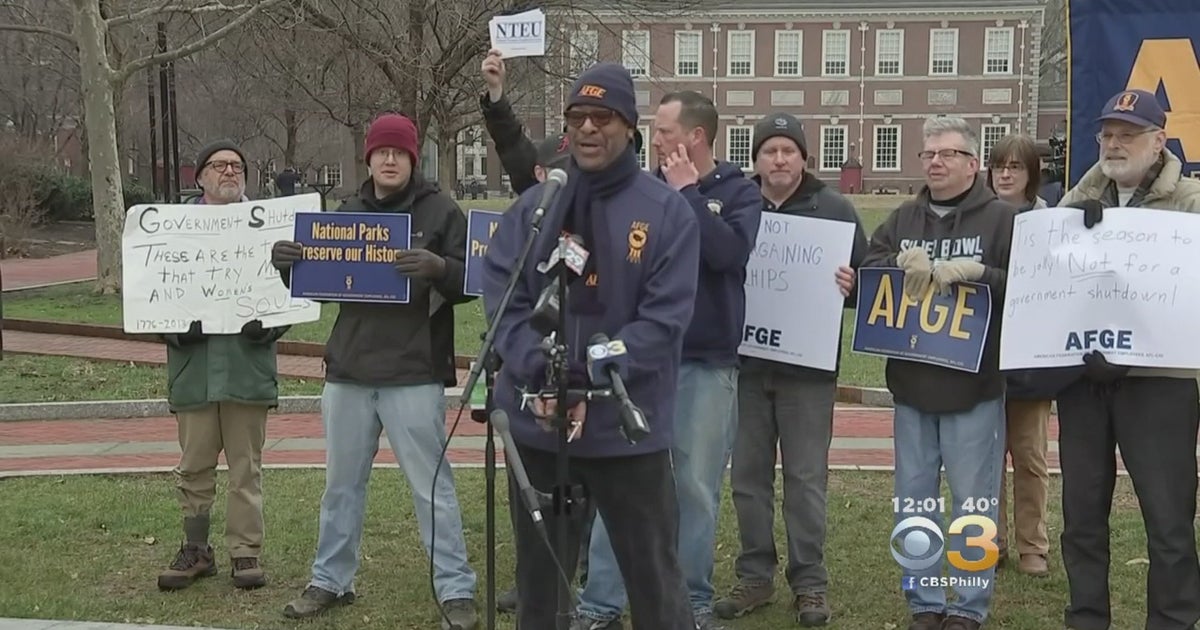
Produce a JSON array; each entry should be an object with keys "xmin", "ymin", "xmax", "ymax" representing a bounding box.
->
[{"xmin": 1042, "ymin": 135, "xmax": 1068, "ymax": 184}]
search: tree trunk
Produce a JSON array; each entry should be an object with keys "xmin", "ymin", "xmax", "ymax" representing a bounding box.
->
[
  {"xmin": 350, "ymin": 120, "xmax": 366, "ymax": 185},
  {"xmin": 437, "ymin": 124, "xmax": 457, "ymax": 195},
  {"xmin": 284, "ymin": 108, "xmax": 298, "ymax": 166},
  {"xmin": 73, "ymin": 0, "xmax": 123, "ymax": 294}
]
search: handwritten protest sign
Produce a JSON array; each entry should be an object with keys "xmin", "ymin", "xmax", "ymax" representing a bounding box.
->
[
  {"xmin": 852, "ymin": 267, "xmax": 992, "ymax": 373},
  {"xmin": 464, "ymin": 209, "xmax": 504, "ymax": 297},
  {"xmin": 289, "ymin": 212, "xmax": 413, "ymax": 303},
  {"xmin": 489, "ymin": 9, "xmax": 546, "ymax": 57},
  {"xmin": 738, "ymin": 214, "xmax": 855, "ymax": 371},
  {"xmin": 999, "ymin": 207, "xmax": 1200, "ymax": 370},
  {"xmin": 121, "ymin": 194, "xmax": 321, "ymax": 335}
]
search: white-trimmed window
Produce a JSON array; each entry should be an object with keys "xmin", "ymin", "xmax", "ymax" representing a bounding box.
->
[
  {"xmin": 875, "ymin": 29, "xmax": 904, "ymax": 76},
  {"xmin": 984, "ymin": 27, "xmax": 1014, "ymax": 74},
  {"xmin": 727, "ymin": 30, "xmax": 755, "ymax": 76},
  {"xmin": 321, "ymin": 163, "xmax": 342, "ymax": 188},
  {"xmin": 873, "ymin": 125, "xmax": 901, "ymax": 171},
  {"xmin": 819, "ymin": 125, "xmax": 848, "ymax": 171},
  {"xmin": 637, "ymin": 125, "xmax": 651, "ymax": 169},
  {"xmin": 822, "ymin": 29, "xmax": 850, "ymax": 76},
  {"xmin": 981, "ymin": 124, "xmax": 1010, "ymax": 164},
  {"xmin": 675, "ymin": 31, "xmax": 702, "ymax": 76},
  {"xmin": 571, "ymin": 29, "xmax": 598, "ymax": 74},
  {"xmin": 726, "ymin": 125, "xmax": 753, "ymax": 170},
  {"xmin": 929, "ymin": 28, "xmax": 958, "ymax": 76},
  {"xmin": 622, "ymin": 30, "xmax": 650, "ymax": 76},
  {"xmin": 775, "ymin": 30, "xmax": 802, "ymax": 76}
]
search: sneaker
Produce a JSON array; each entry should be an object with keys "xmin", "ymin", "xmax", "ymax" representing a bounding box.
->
[
  {"xmin": 941, "ymin": 616, "xmax": 981, "ymax": 630},
  {"xmin": 694, "ymin": 612, "xmax": 729, "ymax": 630},
  {"xmin": 794, "ymin": 592, "xmax": 830, "ymax": 626},
  {"xmin": 441, "ymin": 598, "xmax": 479, "ymax": 630},
  {"xmin": 157, "ymin": 543, "xmax": 216, "ymax": 590},
  {"xmin": 497, "ymin": 586, "xmax": 518, "ymax": 613},
  {"xmin": 230, "ymin": 557, "xmax": 266, "ymax": 590},
  {"xmin": 712, "ymin": 581, "xmax": 775, "ymax": 619},
  {"xmin": 282, "ymin": 585, "xmax": 355, "ymax": 619},
  {"xmin": 570, "ymin": 616, "xmax": 623, "ymax": 630}
]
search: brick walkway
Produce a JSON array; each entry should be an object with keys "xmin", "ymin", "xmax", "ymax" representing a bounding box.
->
[{"xmin": 1, "ymin": 249, "xmax": 97, "ymax": 291}]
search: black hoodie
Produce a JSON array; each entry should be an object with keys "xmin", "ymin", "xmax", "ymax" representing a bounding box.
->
[
  {"xmin": 861, "ymin": 174, "xmax": 1017, "ymax": 414},
  {"xmin": 282, "ymin": 171, "xmax": 472, "ymax": 387}
]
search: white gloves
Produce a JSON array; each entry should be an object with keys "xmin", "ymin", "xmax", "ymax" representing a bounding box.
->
[
  {"xmin": 896, "ymin": 246, "xmax": 933, "ymax": 300},
  {"xmin": 932, "ymin": 259, "xmax": 986, "ymax": 295}
]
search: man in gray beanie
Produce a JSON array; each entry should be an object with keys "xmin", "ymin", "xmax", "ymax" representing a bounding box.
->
[{"xmin": 714, "ymin": 112, "xmax": 867, "ymax": 626}]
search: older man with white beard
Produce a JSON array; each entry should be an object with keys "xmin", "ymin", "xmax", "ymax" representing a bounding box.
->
[{"xmin": 1056, "ymin": 89, "xmax": 1200, "ymax": 630}]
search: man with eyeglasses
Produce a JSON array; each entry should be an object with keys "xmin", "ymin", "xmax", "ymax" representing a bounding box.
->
[
  {"xmin": 270, "ymin": 114, "xmax": 480, "ymax": 629},
  {"xmin": 862, "ymin": 117, "xmax": 1016, "ymax": 630},
  {"xmin": 157, "ymin": 140, "xmax": 288, "ymax": 593},
  {"xmin": 1054, "ymin": 89, "xmax": 1200, "ymax": 630}
]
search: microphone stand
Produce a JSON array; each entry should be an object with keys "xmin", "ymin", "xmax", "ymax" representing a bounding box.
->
[{"xmin": 459, "ymin": 207, "xmax": 547, "ymax": 630}]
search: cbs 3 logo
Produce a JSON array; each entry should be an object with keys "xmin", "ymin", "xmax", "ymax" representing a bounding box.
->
[{"xmin": 890, "ymin": 515, "xmax": 1000, "ymax": 572}]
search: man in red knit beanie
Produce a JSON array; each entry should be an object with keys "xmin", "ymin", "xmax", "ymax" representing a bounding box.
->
[{"xmin": 272, "ymin": 112, "xmax": 480, "ymax": 629}]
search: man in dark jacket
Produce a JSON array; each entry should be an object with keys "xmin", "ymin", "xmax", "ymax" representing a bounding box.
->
[
  {"xmin": 712, "ymin": 113, "xmax": 867, "ymax": 626},
  {"xmin": 482, "ymin": 62, "xmax": 699, "ymax": 630},
  {"xmin": 573, "ymin": 90, "xmax": 761, "ymax": 630},
  {"xmin": 863, "ymin": 116, "xmax": 1015, "ymax": 630},
  {"xmin": 480, "ymin": 49, "xmax": 641, "ymax": 196},
  {"xmin": 156, "ymin": 139, "xmax": 288, "ymax": 593},
  {"xmin": 269, "ymin": 113, "xmax": 480, "ymax": 630}
]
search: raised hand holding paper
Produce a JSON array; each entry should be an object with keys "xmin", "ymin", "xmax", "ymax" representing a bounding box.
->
[
  {"xmin": 121, "ymin": 194, "xmax": 321, "ymax": 334},
  {"xmin": 488, "ymin": 9, "xmax": 546, "ymax": 58}
]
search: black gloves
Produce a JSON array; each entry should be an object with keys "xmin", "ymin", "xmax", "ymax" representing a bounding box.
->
[
  {"xmin": 394, "ymin": 249, "xmax": 447, "ymax": 280},
  {"xmin": 241, "ymin": 319, "xmax": 271, "ymax": 342},
  {"xmin": 178, "ymin": 320, "xmax": 205, "ymax": 344},
  {"xmin": 1083, "ymin": 350, "xmax": 1128, "ymax": 384},
  {"xmin": 1066, "ymin": 199, "xmax": 1104, "ymax": 229},
  {"xmin": 271, "ymin": 240, "xmax": 303, "ymax": 271}
]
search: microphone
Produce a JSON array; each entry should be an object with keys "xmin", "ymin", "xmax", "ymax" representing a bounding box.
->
[
  {"xmin": 490, "ymin": 409, "xmax": 547, "ymax": 532},
  {"xmin": 531, "ymin": 168, "xmax": 568, "ymax": 228},
  {"xmin": 530, "ymin": 234, "xmax": 588, "ymax": 336},
  {"xmin": 586, "ymin": 333, "xmax": 651, "ymax": 444}
]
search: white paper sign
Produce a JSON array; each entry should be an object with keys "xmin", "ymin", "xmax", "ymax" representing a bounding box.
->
[
  {"xmin": 738, "ymin": 214, "xmax": 856, "ymax": 370},
  {"xmin": 489, "ymin": 9, "xmax": 546, "ymax": 58},
  {"xmin": 999, "ymin": 206, "xmax": 1200, "ymax": 370},
  {"xmin": 121, "ymin": 194, "xmax": 323, "ymax": 335}
]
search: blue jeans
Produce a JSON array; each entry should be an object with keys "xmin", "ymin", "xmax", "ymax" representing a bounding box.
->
[
  {"xmin": 308, "ymin": 382, "xmax": 477, "ymax": 603},
  {"xmin": 893, "ymin": 397, "xmax": 1005, "ymax": 624},
  {"xmin": 576, "ymin": 363, "xmax": 738, "ymax": 620}
]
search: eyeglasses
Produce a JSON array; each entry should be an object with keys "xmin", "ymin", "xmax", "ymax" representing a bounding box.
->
[
  {"xmin": 205, "ymin": 160, "xmax": 245, "ymax": 174},
  {"xmin": 1095, "ymin": 129, "xmax": 1153, "ymax": 145},
  {"xmin": 991, "ymin": 162, "xmax": 1026, "ymax": 173},
  {"xmin": 564, "ymin": 109, "xmax": 617, "ymax": 128},
  {"xmin": 371, "ymin": 148, "xmax": 407, "ymax": 162},
  {"xmin": 918, "ymin": 149, "xmax": 974, "ymax": 161}
]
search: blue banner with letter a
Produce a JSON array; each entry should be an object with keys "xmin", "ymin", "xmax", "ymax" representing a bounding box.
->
[
  {"xmin": 851, "ymin": 268, "xmax": 992, "ymax": 373},
  {"xmin": 1067, "ymin": 0, "xmax": 1200, "ymax": 186}
]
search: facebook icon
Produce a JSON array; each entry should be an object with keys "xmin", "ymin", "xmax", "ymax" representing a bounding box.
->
[{"xmin": 902, "ymin": 576, "xmax": 917, "ymax": 591}]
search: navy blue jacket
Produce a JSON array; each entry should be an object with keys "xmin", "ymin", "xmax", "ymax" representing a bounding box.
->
[
  {"xmin": 481, "ymin": 172, "xmax": 700, "ymax": 458},
  {"xmin": 656, "ymin": 161, "xmax": 762, "ymax": 366}
]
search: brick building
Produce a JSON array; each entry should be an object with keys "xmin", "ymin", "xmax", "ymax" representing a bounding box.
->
[{"xmin": 469, "ymin": 0, "xmax": 1058, "ymax": 193}]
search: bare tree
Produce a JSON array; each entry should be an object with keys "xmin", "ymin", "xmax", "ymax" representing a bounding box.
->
[
  {"xmin": 0, "ymin": 0, "xmax": 285, "ymax": 294},
  {"xmin": 1039, "ymin": 0, "xmax": 1067, "ymax": 103}
]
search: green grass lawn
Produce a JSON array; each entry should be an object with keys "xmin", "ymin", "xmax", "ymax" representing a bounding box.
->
[{"xmin": 0, "ymin": 469, "xmax": 1159, "ymax": 629}]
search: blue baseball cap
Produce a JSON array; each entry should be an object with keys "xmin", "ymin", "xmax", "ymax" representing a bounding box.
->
[{"xmin": 1097, "ymin": 89, "xmax": 1167, "ymax": 129}]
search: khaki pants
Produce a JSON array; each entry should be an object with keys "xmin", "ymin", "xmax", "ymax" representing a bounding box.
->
[
  {"xmin": 174, "ymin": 401, "xmax": 268, "ymax": 558},
  {"xmin": 998, "ymin": 399, "xmax": 1051, "ymax": 556}
]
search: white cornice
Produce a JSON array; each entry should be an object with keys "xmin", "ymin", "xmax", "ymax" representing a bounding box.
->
[{"xmin": 561, "ymin": 8, "xmax": 1044, "ymax": 21}]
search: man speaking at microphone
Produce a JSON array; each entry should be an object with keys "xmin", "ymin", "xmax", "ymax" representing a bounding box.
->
[{"xmin": 481, "ymin": 61, "xmax": 701, "ymax": 630}]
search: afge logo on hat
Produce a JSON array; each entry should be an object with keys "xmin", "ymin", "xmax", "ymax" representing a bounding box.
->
[
  {"xmin": 1115, "ymin": 91, "xmax": 1139, "ymax": 112},
  {"xmin": 774, "ymin": 117, "xmax": 789, "ymax": 128},
  {"xmin": 579, "ymin": 84, "xmax": 607, "ymax": 98}
]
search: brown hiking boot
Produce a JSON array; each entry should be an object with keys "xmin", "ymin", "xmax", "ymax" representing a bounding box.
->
[
  {"xmin": 231, "ymin": 557, "xmax": 267, "ymax": 589},
  {"xmin": 157, "ymin": 543, "xmax": 217, "ymax": 590},
  {"xmin": 282, "ymin": 585, "xmax": 356, "ymax": 619},
  {"xmin": 794, "ymin": 592, "xmax": 831, "ymax": 626},
  {"xmin": 712, "ymin": 581, "xmax": 775, "ymax": 619},
  {"xmin": 908, "ymin": 612, "xmax": 944, "ymax": 630}
]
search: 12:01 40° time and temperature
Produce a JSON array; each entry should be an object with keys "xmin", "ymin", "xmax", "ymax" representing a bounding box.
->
[{"xmin": 892, "ymin": 496, "xmax": 999, "ymax": 514}]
